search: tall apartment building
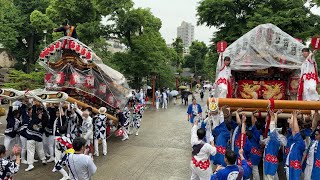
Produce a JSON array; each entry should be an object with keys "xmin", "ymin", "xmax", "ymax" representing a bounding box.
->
[{"xmin": 177, "ymin": 21, "xmax": 194, "ymax": 48}]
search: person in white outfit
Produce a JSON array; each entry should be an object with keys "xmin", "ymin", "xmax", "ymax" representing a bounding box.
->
[
  {"xmin": 190, "ymin": 118, "xmax": 216, "ymax": 180},
  {"xmin": 155, "ymin": 90, "xmax": 161, "ymax": 110},
  {"xmin": 298, "ymin": 48, "xmax": 319, "ymax": 101},
  {"xmin": 93, "ymin": 107, "xmax": 108, "ymax": 156},
  {"xmin": 77, "ymin": 109, "xmax": 93, "ymax": 157},
  {"xmin": 162, "ymin": 90, "xmax": 168, "ymax": 109},
  {"xmin": 216, "ymin": 56, "xmax": 232, "ymax": 98}
]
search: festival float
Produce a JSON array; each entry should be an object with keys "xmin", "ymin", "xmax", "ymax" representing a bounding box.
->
[
  {"xmin": 0, "ymin": 36, "xmax": 131, "ymax": 120},
  {"xmin": 211, "ymin": 23, "xmax": 320, "ymax": 117}
]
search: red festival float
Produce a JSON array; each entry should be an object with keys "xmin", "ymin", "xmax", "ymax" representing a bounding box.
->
[
  {"xmin": 0, "ymin": 36, "xmax": 130, "ymax": 120},
  {"xmin": 210, "ymin": 24, "xmax": 320, "ymax": 120},
  {"xmin": 215, "ymin": 23, "xmax": 307, "ymax": 101}
]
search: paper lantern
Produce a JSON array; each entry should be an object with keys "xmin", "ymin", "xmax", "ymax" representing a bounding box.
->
[
  {"xmin": 84, "ymin": 75, "xmax": 95, "ymax": 88},
  {"xmin": 75, "ymin": 44, "xmax": 81, "ymax": 54},
  {"xmin": 86, "ymin": 51, "xmax": 92, "ymax": 61},
  {"xmin": 311, "ymin": 36, "xmax": 320, "ymax": 50},
  {"xmin": 49, "ymin": 44, "xmax": 55, "ymax": 54},
  {"xmin": 106, "ymin": 94, "xmax": 114, "ymax": 105},
  {"xmin": 39, "ymin": 51, "xmax": 45, "ymax": 60},
  {"xmin": 55, "ymin": 72, "xmax": 65, "ymax": 85},
  {"xmin": 62, "ymin": 39, "xmax": 68, "ymax": 49},
  {"xmin": 69, "ymin": 73, "xmax": 81, "ymax": 85},
  {"xmin": 69, "ymin": 40, "xmax": 76, "ymax": 50},
  {"xmin": 81, "ymin": 47, "xmax": 87, "ymax": 57},
  {"xmin": 44, "ymin": 48, "xmax": 50, "ymax": 57},
  {"xmin": 45, "ymin": 73, "xmax": 53, "ymax": 83},
  {"xmin": 217, "ymin": 41, "xmax": 227, "ymax": 53},
  {"xmin": 98, "ymin": 83, "xmax": 107, "ymax": 94},
  {"xmin": 55, "ymin": 41, "xmax": 61, "ymax": 50}
]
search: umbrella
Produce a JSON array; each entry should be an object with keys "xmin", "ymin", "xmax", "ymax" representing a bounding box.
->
[
  {"xmin": 170, "ymin": 90, "xmax": 179, "ymax": 96},
  {"xmin": 203, "ymin": 84, "xmax": 212, "ymax": 88},
  {"xmin": 179, "ymin": 85, "xmax": 188, "ymax": 89},
  {"xmin": 143, "ymin": 84, "xmax": 152, "ymax": 89}
]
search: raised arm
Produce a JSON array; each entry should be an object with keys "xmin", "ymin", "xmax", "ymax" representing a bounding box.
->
[
  {"xmin": 241, "ymin": 113, "xmax": 246, "ymax": 134},
  {"xmin": 235, "ymin": 108, "xmax": 243, "ymax": 125},
  {"xmin": 312, "ymin": 110, "xmax": 320, "ymax": 131},
  {"xmin": 292, "ymin": 110, "xmax": 300, "ymax": 136}
]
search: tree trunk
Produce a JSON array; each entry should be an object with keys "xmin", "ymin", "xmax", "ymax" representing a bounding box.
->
[{"xmin": 27, "ymin": 33, "xmax": 35, "ymax": 73}]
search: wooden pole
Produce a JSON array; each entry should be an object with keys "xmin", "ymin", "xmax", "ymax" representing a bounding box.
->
[
  {"xmin": 152, "ymin": 76, "xmax": 155, "ymax": 107},
  {"xmin": 229, "ymin": 107, "xmax": 311, "ymax": 114},
  {"xmin": 41, "ymin": 94, "xmax": 118, "ymax": 121},
  {"xmin": 231, "ymin": 111, "xmax": 301, "ymax": 119},
  {"xmin": 216, "ymin": 98, "xmax": 320, "ymax": 110}
]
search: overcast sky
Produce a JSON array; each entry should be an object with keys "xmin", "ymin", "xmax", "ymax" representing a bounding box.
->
[
  {"xmin": 133, "ymin": 0, "xmax": 216, "ymax": 45},
  {"xmin": 133, "ymin": 0, "xmax": 320, "ymax": 45}
]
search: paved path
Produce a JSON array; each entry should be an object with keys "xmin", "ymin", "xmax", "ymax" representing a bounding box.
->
[{"xmin": 8, "ymin": 94, "xmax": 208, "ymax": 180}]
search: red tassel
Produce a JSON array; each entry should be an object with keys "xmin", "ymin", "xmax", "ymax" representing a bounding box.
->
[
  {"xmin": 297, "ymin": 77, "xmax": 304, "ymax": 101},
  {"xmin": 240, "ymin": 133, "xmax": 246, "ymax": 149},
  {"xmin": 227, "ymin": 80, "xmax": 233, "ymax": 98}
]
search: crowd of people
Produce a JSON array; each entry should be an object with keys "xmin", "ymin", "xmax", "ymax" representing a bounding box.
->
[
  {"xmin": 189, "ymin": 96, "xmax": 320, "ymax": 180},
  {"xmin": 0, "ymin": 97, "xmax": 145, "ymax": 180}
]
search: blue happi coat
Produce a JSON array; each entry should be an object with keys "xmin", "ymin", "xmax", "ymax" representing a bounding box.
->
[
  {"xmin": 232, "ymin": 125, "xmax": 241, "ymax": 155},
  {"xmin": 287, "ymin": 132, "xmax": 305, "ymax": 180},
  {"xmin": 249, "ymin": 125, "xmax": 263, "ymax": 166},
  {"xmin": 264, "ymin": 130, "xmax": 281, "ymax": 176},
  {"xmin": 211, "ymin": 159, "xmax": 251, "ymax": 180},
  {"xmin": 311, "ymin": 141, "xmax": 320, "ymax": 180},
  {"xmin": 284, "ymin": 129, "xmax": 293, "ymax": 164},
  {"xmin": 187, "ymin": 103, "xmax": 202, "ymax": 124},
  {"xmin": 211, "ymin": 121, "xmax": 230, "ymax": 166}
]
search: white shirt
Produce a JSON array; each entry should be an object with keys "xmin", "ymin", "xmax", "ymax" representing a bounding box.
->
[
  {"xmin": 307, "ymin": 141, "xmax": 318, "ymax": 165},
  {"xmin": 191, "ymin": 125, "xmax": 216, "ymax": 161},
  {"xmin": 67, "ymin": 154, "xmax": 97, "ymax": 180}
]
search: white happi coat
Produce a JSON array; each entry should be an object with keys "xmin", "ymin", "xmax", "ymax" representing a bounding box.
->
[
  {"xmin": 299, "ymin": 54, "xmax": 319, "ymax": 101},
  {"xmin": 216, "ymin": 65, "xmax": 232, "ymax": 98}
]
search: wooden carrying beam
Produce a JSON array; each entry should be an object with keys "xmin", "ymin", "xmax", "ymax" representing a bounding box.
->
[
  {"xmin": 216, "ymin": 98, "xmax": 320, "ymax": 110},
  {"xmin": 229, "ymin": 107, "xmax": 311, "ymax": 114},
  {"xmin": 44, "ymin": 93, "xmax": 118, "ymax": 121},
  {"xmin": 232, "ymin": 111, "xmax": 296, "ymax": 119}
]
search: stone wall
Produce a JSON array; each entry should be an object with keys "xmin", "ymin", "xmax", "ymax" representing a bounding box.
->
[{"xmin": 0, "ymin": 49, "xmax": 16, "ymax": 68}]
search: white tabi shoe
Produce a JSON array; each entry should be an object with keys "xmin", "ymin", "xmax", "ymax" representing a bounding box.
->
[
  {"xmin": 122, "ymin": 136, "xmax": 129, "ymax": 141},
  {"xmin": 47, "ymin": 157, "xmax": 55, "ymax": 163},
  {"xmin": 25, "ymin": 165, "xmax": 34, "ymax": 172},
  {"xmin": 21, "ymin": 159, "xmax": 28, "ymax": 164}
]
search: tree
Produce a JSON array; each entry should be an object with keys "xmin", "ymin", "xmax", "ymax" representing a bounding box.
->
[
  {"xmin": 197, "ymin": 0, "xmax": 320, "ymax": 43},
  {"xmin": 186, "ymin": 41, "xmax": 208, "ymax": 75},
  {"xmin": 111, "ymin": 8, "xmax": 175, "ymax": 89},
  {"xmin": 172, "ymin": 38, "xmax": 184, "ymax": 69}
]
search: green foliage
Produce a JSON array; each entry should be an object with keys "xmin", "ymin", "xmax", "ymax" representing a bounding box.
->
[
  {"xmin": 2, "ymin": 69, "xmax": 45, "ymax": 90},
  {"xmin": 171, "ymin": 38, "xmax": 184, "ymax": 68},
  {"xmin": 0, "ymin": 0, "xmax": 177, "ymax": 89},
  {"xmin": 0, "ymin": 0, "xmax": 23, "ymax": 54},
  {"xmin": 183, "ymin": 41, "xmax": 208, "ymax": 76},
  {"xmin": 197, "ymin": 0, "xmax": 320, "ymax": 42}
]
